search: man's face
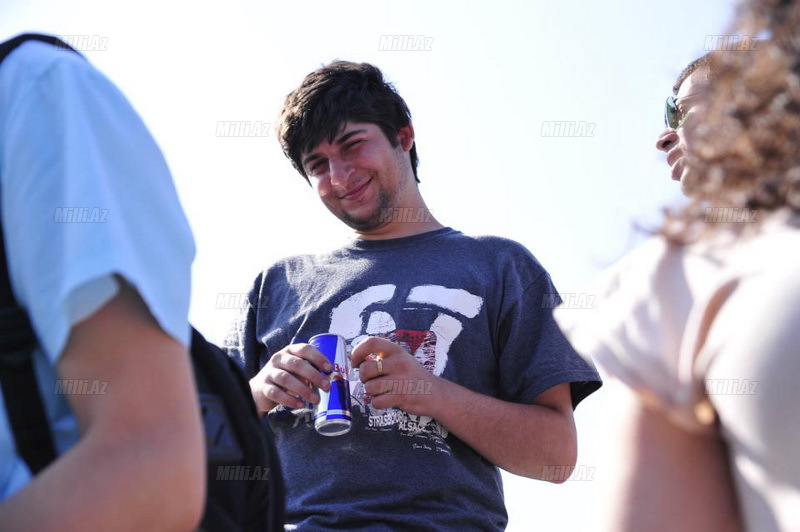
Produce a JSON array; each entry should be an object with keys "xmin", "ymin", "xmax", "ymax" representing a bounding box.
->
[
  {"xmin": 301, "ymin": 121, "xmax": 415, "ymax": 233},
  {"xmin": 655, "ymin": 70, "xmax": 711, "ymax": 193}
]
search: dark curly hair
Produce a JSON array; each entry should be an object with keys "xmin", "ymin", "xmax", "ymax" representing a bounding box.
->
[
  {"xmin": 662, "ymin": 0, "xmax": 800, "ymax": 243},
  {"xmin": 275, "ymin": 61, "xmax": 419, "ymax": 184}
]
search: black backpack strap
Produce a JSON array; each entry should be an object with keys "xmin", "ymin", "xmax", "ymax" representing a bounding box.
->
[
  {"xmin": 0, "ymin": 215, "xmax": 56, "ymax": 474},
  {"xmin": 191, "ymin": 328, "xmax": 285, "ymax": 531},
  {"xmin": 0, "ymin": 33, "xmax": 81, "ymax": 474},
  {"xmin": 0, "ymin": 33, "xmax": 79, "ymax": 62}
]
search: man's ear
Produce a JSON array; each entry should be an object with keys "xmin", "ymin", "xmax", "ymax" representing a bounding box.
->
[{"xmin": 397, "ymin": 123, "xmax": 415, "ymax": 152}]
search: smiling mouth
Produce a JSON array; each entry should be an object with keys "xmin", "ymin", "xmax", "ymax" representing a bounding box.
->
[{"xmin": 340, "ymin": 178, "xmax": 372, "ymax": 201}]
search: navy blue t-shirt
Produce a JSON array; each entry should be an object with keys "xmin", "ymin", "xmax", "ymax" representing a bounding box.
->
[{"xmin": 226, "ymin": 228, "xmax": 601, "ymax": 531}]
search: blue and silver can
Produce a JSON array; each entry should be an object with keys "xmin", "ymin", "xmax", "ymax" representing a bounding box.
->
[{"xmin": 308, "ymin": 333, "xmax": 352, "ymax": 436}]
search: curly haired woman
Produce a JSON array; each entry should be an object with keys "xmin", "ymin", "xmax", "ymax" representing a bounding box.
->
[{"xmin": 556, "ymin": 1, "xmax": 800, "ymax": 530}]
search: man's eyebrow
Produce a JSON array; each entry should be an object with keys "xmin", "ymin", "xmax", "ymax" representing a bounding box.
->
[
  {"xmin": 302, "ymin": 152, "xmax": 320, "ymax": 167},
  {"xmin": 335, "ymin": 129, "xmax": 367, "ymax": 145}
]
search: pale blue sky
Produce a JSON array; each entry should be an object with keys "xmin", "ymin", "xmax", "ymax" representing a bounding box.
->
[{"xmin": 2, "ymin": 1, "xmax": 734, "ymax": 528}]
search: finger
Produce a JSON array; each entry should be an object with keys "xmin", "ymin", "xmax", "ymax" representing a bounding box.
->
[
  {"xmin": 286, "ymin": 343, "xmax": 333, "ymax": 374},
  {"xmin": 252, "ymin": 377, "xmax": 306, "ymax": 411},
  {"xmin": 269, "ymin": 368, "xmax": 322, "ymax": 404},
  {"xmin": 368, "ymin": 393, "xmax": 396, "ymax": 411},
  {"xmin": 263, "ymin": 382, "xmax": 307, "ymax": 409},
  {"xmin": 364, "ymin": 376, "xmax": 401, "ymax": 397},
  {"xmin": 274, "ymin": 349, "xmax": 331, "ymax": 391},
  {"xmin": 359, "ymin": 356, "xmax": 391, "ymax": 383},
  {"xmin": 251, "ymin": 381, "xmax": 278, "ymax": 413},
  {"xmin": 350, "ymin": 336, "xmax": 398, "ymax": 367}
]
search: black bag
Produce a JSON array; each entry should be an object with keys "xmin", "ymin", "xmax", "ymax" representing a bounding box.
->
[{"xmin": 0, "ymin": 33, "xmax": 284, "ymax": 532}]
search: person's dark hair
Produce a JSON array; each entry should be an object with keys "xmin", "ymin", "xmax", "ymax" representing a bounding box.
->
[
  {"xmin": 276, "ymin": 60, "xmax": 419, "ymax": 184},
  {"xmin": 673, "ymin": 53, "xmax": 714, "ymax": 95}
]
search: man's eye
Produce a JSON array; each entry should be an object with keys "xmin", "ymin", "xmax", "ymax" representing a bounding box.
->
[
  {"xmin": 345, "ymin": 140, "xmax": 363, "ymax": 150},
  {"xmin": 309, "ymin": 160, "xmax": 327, "ymax": 174}
]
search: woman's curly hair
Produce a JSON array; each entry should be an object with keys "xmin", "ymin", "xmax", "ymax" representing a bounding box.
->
[{"xmin": 662, "ymin": 0, "xmax": 800, "ymax": 243}]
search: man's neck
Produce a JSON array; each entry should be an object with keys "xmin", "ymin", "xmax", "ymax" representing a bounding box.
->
[{"xmin": 355, "ymin": 209, "xmax": 444, "ymax": 241}]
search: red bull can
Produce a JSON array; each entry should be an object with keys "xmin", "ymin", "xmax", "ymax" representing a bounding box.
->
[{"xmin": 308, "ymin": 333, "xmax": 352, "ymax": 436}]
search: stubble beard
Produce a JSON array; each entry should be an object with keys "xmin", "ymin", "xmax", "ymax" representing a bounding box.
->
[{"xmin": 340, "ymin": 188, "xmax": 393, "ymax": 231}]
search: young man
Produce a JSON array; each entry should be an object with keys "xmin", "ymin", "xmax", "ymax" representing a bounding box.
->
[
  {"xmin": 0, "ymin": 36, "xmax": 205, "ymax": 529},
  {"xmin": 228, "ymin": 61, "xmax": 601, "ymax": 530}
]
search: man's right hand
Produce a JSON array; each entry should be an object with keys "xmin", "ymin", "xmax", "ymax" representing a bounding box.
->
[{"xmin": 250, "ymin": 343, "xmax": 333, "ymax": 414}]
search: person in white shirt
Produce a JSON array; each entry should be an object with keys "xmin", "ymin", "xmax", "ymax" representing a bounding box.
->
[
  {"xmin": 0, "ymin": 36, "xmax": 205, "ymax": 530},
  {"xmin": 556, "ymin": 12, "xmax": 800, "ymax": 530}
]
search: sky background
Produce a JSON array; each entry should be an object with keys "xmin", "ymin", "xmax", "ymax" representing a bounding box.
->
[{"xmin": 3, "ymin": 1, "xmax": 735, "ymax": 529}]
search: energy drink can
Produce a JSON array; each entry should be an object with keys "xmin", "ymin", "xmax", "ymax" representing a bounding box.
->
[{"xmin": 308, "ymin": 333, "xmax": 352, "ymax": 436}]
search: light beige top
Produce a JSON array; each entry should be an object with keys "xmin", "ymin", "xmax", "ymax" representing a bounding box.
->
[{"xmin": 555, "ymin": 210, "xmax": 800, "ymax": 531}]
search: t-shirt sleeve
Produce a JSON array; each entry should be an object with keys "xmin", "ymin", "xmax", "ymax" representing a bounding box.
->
[
  {"xmin": 0, "ymin": 42, "xmax": 195, "ymax": 361},
  {"xmin": 223, "ymin": 273, "xmax": 265, "ymax": 378},
  {"xmin": 497, "ymin": 270, "xmax": 602, "ymax": 409},
  {"xmin": 553, "ymin": 236, "xmax": 725, "ymax": 431}
]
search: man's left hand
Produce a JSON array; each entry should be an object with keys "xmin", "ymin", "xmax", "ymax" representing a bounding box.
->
[{"xmin": 350, "ymin": 336, "xmax": 438, "ymax": 415}]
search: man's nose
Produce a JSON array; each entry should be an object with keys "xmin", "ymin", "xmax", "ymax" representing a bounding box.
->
[
  {"xmin": 656, "ymin": 128, "xmax": 679, "ymax": 152},
  {"xmin": 329, "ymin": 157, "xmax": 352, "ymax": 188}
]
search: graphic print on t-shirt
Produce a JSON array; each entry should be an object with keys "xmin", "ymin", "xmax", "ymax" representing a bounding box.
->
[{"xmin": 327, "ymin": 284, "xmax": 483, "ymax": 453}]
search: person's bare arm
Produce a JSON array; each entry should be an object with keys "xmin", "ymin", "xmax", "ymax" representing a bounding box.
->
[
  {"xmin": 0, "ymin": 282, "xmax": 206, "ymax": 531},
  {"xmin": 352, "ymin": 337, "xmax": 577, "ymax": 481},
  {"xmin": 426, "ymin": 378, "xmax": 576, "ymax": 481},
  {"xmin": 610, "ymin": 399, "xmax": 742, "ymax": 531}
]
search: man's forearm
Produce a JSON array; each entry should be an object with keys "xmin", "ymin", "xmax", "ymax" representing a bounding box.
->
[
  {"xmin": 427, "ymin": 379, "xmax": 577, "ymax": 480},
  {"xmin": 0, "ymin": 428, "xmax": 203, "ymax": 531},
  {"xmin": 0, "ymin": 284, "xmax": 205, "ymax": 530},
  {"xmin": 351, "ymin": 336, "xmax": 578, "ymax": 479}
]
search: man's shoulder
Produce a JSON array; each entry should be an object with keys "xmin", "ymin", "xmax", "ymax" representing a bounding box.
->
[
  {"xmin": 468, "ymin": 233, "xmax": 533, "ymax": 252},
  {"xmin": 0, "ymin": 38, "xmax": 109, "ymax": 128},
  {"xmin": 264, "ymin": 247, "xmax": 345, "ymax": 269},
  {"xmin": 1, "ymin": 38, "xmax": 89, "ymax": 84},
  {"xmin": 252, "ymin": 249, "xmax": 343, "ymax": 285},
  {"xmin": 427, "ymin": 230, "xmax": 549, "ymax": 288},
  {"xmin": 449, "ymin": 231, "xmax": 542, "ymax": 264}
]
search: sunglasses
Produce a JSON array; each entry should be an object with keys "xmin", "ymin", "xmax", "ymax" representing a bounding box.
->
[{"xmin": 664, "ymin": 91, "xmax": 706, "ymax": 129}]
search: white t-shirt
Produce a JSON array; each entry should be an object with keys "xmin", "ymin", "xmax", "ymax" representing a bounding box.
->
[
  {"xmin": 0, "ymin": 39, "xmax": 195, "ymax": 500},
  {"xmin": 555, "ymin": 210, "xmax": 800, "ymax": 531}
]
